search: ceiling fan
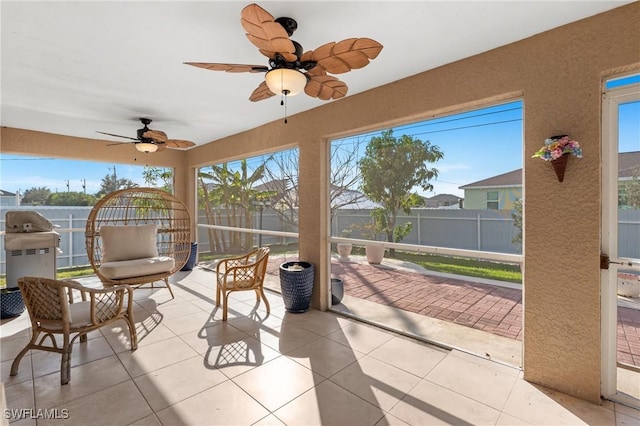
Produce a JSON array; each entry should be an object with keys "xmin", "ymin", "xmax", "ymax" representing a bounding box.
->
[
  {"xmin": 184, "ymin": 3, "xmax": 383, "ymax": 105},
  {"xmin": 97, "ymin": 118, "xmax": 196, "ymax": 153}
]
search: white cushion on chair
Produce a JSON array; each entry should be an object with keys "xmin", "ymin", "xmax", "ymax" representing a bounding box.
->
[
  {"xmin": 100, "ymin": 224, "xmax": 159, "ymax": 262},
  {"xmin": 99, "ymin": 256, "xmax": 175, "ymax": 279}
]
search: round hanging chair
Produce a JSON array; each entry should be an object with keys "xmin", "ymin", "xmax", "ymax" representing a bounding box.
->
[{"xmin": 85, "ymin": 187, "xmax": 193, "ymax": 298}]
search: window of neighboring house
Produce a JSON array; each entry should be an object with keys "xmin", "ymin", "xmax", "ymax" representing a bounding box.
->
[{"xmin": 487, "ymin": 191, "xmax": 499, "ymax": 210}]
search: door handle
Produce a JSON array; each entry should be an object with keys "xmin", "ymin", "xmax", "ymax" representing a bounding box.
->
[{"xmin": 600, "ymin": 254, "xmax": 633, "ymax": 269}]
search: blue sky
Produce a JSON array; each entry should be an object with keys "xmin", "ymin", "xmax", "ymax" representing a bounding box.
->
[{"xmin": 1, "ymin": 82, "xmax": 639, "ymax": 198}]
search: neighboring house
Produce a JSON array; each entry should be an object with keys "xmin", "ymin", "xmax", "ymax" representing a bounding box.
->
[
  {"xmin": 459, "ymin": 169, "xmax": 522, "ymax": 210},
  {"xmin": 0, "ymin": 190, "xmax": 20, "ymax": 207},
  {"xmin": 422, "ymin": 193, "xmax": 463, "ymax": 209},
  {"xmin": 460, "ymin": 151, "xmax": 640, "ymax": 210}
]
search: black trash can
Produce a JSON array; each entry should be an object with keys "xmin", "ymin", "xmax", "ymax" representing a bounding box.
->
[
  {"xmin": 181, "ymin": 242, "xmax": 198, "ymax": 271},
  {"xmin": 331, "ymin": 278, "xmax": 344, "ymax": 305},
  {"xmin": 279, "ymin": 261, "xmax": 315, "ymax": 313}
]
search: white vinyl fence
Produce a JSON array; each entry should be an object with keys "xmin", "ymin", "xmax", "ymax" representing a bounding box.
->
[{"xmin": 2, "ymin": 206, "xmax": 639, "ymax": 275}]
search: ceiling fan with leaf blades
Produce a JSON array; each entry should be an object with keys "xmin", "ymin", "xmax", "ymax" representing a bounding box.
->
[
  {"xmin": 184, "ymin": 3, "xmax": 383, "ymax": 106},
  {"xmin": 97, "ymin": 118, "xmax": 196, "ymax": 153}
]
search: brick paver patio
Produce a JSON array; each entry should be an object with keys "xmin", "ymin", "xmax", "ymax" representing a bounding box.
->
[{"xmin": 264, "ymin": 255, "xmax": 640, "ymax": 367}]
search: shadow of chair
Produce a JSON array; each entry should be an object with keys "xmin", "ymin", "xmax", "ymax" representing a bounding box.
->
[
  {"xmin": 10, "ymin": 276, "xmax": 137, "ymax": 385},
  {"xmin": 85, "ymin": 187, "xmax": 192, "ymax": 299},
  {"xmin": 216, "ymin": 247, "xmax": 271, "ymax": 321}
]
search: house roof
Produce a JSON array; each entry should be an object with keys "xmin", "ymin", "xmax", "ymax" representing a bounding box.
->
[
  {"xmin": 619, "ymin": 151, "xmax": 640, "ymax": 179},
  {"xmin": 0, "ymin": 190, "xmax": 16, "ymax": 196},
  {"xmin": 460, "ymin": 151, "xmax": 640, "ymax": 189},
  {"xmin": 459, "ymin": 169, "xmax": 523, "ymax": 190}
]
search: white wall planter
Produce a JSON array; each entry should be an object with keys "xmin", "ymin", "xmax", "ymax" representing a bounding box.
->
[
  {"xmin": 617, "ymin": 272, "xmax": 640, "ymax": 298},
  {"xmin": 336, "ymin": 243, "xmax": 353, "ymax": 261},
  {"xmin": 365, "ymin": 244, "xmax": 385, "ymax": 265}
]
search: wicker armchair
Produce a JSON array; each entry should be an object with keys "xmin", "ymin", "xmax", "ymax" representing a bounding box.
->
[
  {"xmin": 216, "ymin": 247, "xmax": 270, "ymax": 321},
  {"xmin": 85, "ymin": 187, "xmax": 193, "ymax": 298},
  {"xmin": 10, "ymin": 276, "xmax": 137, "ymax": 385}
]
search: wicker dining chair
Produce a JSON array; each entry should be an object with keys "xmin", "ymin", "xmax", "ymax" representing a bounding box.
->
[
  {"xmin": 85, "ymin": 187, "xmax": 193, "ymax": 299},
  {"xmin": 10, "ymin": 276, "xmax": 137, "ymax": 385},
  {"xmin": 216, "ymin": 247, "xmax": 271, "ymax": 321}
]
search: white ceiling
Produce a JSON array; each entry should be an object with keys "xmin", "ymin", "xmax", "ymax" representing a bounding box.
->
[{"xmin": 1, "ymin": 1, "xmax": 632, "ymax": 149}]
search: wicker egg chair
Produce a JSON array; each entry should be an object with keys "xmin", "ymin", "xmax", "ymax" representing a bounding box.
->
[{"xmin": 86, "ymin": 187, "xmax": 193, "ymax": 298}]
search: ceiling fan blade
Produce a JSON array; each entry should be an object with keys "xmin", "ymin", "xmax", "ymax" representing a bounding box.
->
[
  {"xmin": 96, "ymin": 131, "xmax": 138, "ymax": 141},
  {"xmin": 165, "ymin": 139, "xmax": 196, "ymax": 149},
  {"xmin": 241, "ymin": 3, "xmax": 296, "ymax": 61},
  {"xmin": 249, "ymin": 81, "xmax": 276, "ymax": 102},
  {"xmin": 303, "ymin": 38, "xmax": 383, "ymax": 75},
  {"xmin": 152, "ymin": 142, "xmax": 167, "ymax": 152},
  {"xmin": 305, "ymin": 75, "xmax": 348, "ymax": 101},
  {"xmin": 143, "ymin": 130, "xmax": 168, "ymax": 142},
  {"xmin": 184, "ymin": 62, "xmax": 268, "ymax": 73}
]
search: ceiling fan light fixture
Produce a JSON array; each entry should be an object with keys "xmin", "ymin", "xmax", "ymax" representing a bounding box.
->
[
  {"xmin": 265, "ymin": 68, "xmax": 306, "ymax": 96},
  {"xmin": 135, "ymin": 142, "xmax": 158, "ymax": 153}
]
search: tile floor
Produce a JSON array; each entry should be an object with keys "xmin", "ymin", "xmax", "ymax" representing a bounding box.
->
[{"xmin": 1, "ymin": 268, "xmax": 639, "ymax": 426}]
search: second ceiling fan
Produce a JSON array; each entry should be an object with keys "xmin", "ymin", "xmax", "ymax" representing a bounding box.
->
[{"xmin": 185, "ymin": 3, "xmax": 383, "ymax": 103}]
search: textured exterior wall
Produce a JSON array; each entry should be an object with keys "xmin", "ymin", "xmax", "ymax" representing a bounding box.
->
[{"xmin": 2, "ymin": 3, "xmax": 639, "ymax": 403}]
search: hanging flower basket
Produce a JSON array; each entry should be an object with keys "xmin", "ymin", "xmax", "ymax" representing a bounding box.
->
[{"xmin": 532, "ymin": 135, "xmax": 582, "ymax": 182}]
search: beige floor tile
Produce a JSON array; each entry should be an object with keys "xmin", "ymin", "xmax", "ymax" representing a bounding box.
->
[
  {"xmin": 330, "ymin": 355, "xmax": 422, "ymax": 412},
  {"xmin": 152, "ymin": 300, "xmax": 204, "ymax": 321},
  {"xmin": 389, "ymin": 379, "xmax": 501, "ymax": 425},
  {"xmin": 177, "ymin": 321, "xmax": 249, "ymax": 354},
  {"xmin": 134, "ymin": 355, "xmax": 227, "ymax": 411},
  {"xmin": 425, "ymin": 349, "xmax": 519, "ymax": 410},
  {"xmin": 495, "ymin": 412, "xmax": 531, "ymax": 425},
  {"xmin": 227, "ymin": 314, "xmax": 283, "ymax": 337},
  {"xmin": 2, "ymin": 355, "xmax": 32, "ymax": 385},
  {"xmin": 1, "ymin": 334, "xmax": 30, "ymax": 363},
  {"xmin": 375, "ymin": 413, "xmax": 410, "ymax": 425},
  {"xmin": 33, "ymin": 355, "xmax": 130, "ymax": 408},
  {"xmin": 116, "ymin": 336, "xmax": 198, "ymax": 377},
  {"xmin": 38, "ymin": 380, "xmax": 152, "ymax": 426},
  {"xmin": 103, "ymin": 321, "xmax": 174, "ymax": 354},
  {"xmin": 274, "ymin": 379, "xmax": 385, "ymax": 426},
  {"xmin": 4, "ymin": 381, "xmax": 35, "ymax": 419},
  {"xmin": 369, "ymin": 335, "xmax": 449, "ymax": 378},
  {"xmin": 162, "ymin": 310, "xmax": 214, "ymax": 336},
  {"xmin": 30, "ymin": 336, "xmax": 115, "ymax": 379},
  {"xmin": 281, "ymin": 309, "xmax": 352, "ymax": 336},
  {"xmin": 233, "ymin": 356, "xmax": 323, "ymax": 411},
  {"xmin": 326, "ymin": 321, "xmax": 395, "ymax": 354},
  {"xmin": 252, "ymin": 414, "xmax": 286, "ymax": 426},
  {"xmin": 287, "ymin": 336, "xmax": 364, "ymax": 378},
  {"xmin": 155, "ymin": 380, "xmax": 269, "ymax": 426},
  {"xmin": 127, "ymin": 413, "xmax": 162, "ymax": 426},
  {"xmin": 262, "ymin": 320, "xmax": 324, "ymax": 354},
  {"xmin": 502, "ymin": 379, "xmax": 615, "ymax": 425}
]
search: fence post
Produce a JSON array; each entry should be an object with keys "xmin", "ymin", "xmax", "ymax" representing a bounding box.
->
[
  {"xmin": 477, "ymin": 214, "xmax": 481, "ymax": 251},
  {"xmin": 417, "ymin": 211, "xmax": 421, "ymax": 245},
  {"xmin": 68, "ymin": 213, "xmax": 73, "ymax": 268}
]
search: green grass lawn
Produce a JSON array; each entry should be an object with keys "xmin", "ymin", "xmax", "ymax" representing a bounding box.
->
[{"xmin": 1, "ymin": 245, "xmax": 522, "ymax": 288}]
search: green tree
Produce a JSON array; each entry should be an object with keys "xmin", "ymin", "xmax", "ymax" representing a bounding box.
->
[
  {"xmin": 95, "ymin": 173, "xmax": 138, "ymax": 198},
  {"xmin": 619, "ymin": 165, "xmax": 640, "ymax": 208},
  {"xmin": 21, "ymin": 186, "xmax": 51, "ymax": 205},
  {"xmin": 359, "ymin": 129, "xmax": 443, "ymax": 256},
  {"xmin": 511, "ymin": 198, "xmax": 523, "ymax": 252},
  {"xmin": 142, "ymin": 166, "xmax": 173, "ymax": 192},
  {"xmin": 46, "ymin": 191, "xmax": 96, "ymax": 206}
]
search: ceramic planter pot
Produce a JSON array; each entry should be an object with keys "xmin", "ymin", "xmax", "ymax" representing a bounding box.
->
[
  {"xmin": 617, "ymin": 272, "xmax": 640, "ymax": 298},
  {"xmin": 365, "ymin": 244, "xmax": 385, "ymax": 265},
  {"xmin": 336, "ymin": 243, "xmax": 353, "ymax": 260}
]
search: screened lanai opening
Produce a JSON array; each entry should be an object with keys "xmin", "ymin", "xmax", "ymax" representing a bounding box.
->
[
  {"xmin": 195, "ymin": 148, "xmax": 301, "ymax": 273},
  {"xmin": 0, "ymin": 156, "xmax": 173, "ymax": 279},
  {"xmin": 328, "ymin": 101, "xmax": 525, "ymax": 366}
]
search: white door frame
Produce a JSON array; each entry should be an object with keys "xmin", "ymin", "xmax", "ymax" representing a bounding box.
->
[{"xmin": 601, "ymin": 82, "xmax": 640, "ymax": 402}]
